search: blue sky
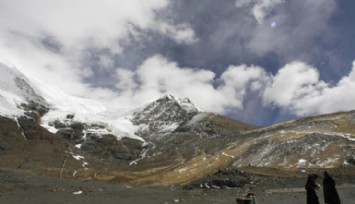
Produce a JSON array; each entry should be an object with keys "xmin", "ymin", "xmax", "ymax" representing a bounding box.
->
[{"xmin": 1, "ymin": 0, "xmax": 355, "ymax": 126}]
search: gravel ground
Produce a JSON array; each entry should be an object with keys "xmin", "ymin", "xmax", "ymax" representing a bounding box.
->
[{"xmin": 1, "ymin": 170, "xmax": 354, "ymax": 204}]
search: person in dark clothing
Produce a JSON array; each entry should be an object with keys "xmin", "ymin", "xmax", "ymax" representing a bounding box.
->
[
  {"xmin": 323, "ymin": 171, "xmax": 341, "ymax": 204},
  {"xmin": 305, "ymin": 174, "xmax": 320, "ymax": 204}
]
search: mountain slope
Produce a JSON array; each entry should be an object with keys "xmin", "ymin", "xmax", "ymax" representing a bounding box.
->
[
  {"xmin": 103, "ymin": 111, "xmax": 355, "ymax": 186},
  {"xmin": 229, "ymin": 110, "xmax": 355, "ymax": 168},
  {"xmin": 0, "ymin": 63, "xmax": 49, "ymax": 116}
]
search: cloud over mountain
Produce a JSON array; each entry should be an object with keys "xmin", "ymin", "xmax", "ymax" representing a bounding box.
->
[
  {"xmin": 111, "ymin": 55, "xmax": 355, "ymax": 118},
  {"xmin": 0, "ymin": 0, "xmax": 196, "ymax": 98},
  {"xmin": 1, "ymin": 0, "xmax": 354, "ymax": 125}
]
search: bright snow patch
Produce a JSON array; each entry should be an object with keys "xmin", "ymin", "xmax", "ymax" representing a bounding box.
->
[
  {"xmin": 222, "ymin": 152, "xmax": 235, "ymax": 158},
  {"xmin": 73, "ymin": 190, "xmax": 83, "ymax": 195},
  {"xmin": 72, "ymin": 155, "xmax": 84, "ymax": 160},
  {"xmin": 298, "ymin": 159, "xmax": 307, "ymax": 165},
  {"xmin": 82, "ymin": 162, "xmax": 89, "ymax": 167}
]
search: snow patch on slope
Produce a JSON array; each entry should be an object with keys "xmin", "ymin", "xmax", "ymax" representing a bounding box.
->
[{"xmin": 23, "ymin": 73, "xmax": 144, "ymax": 141}]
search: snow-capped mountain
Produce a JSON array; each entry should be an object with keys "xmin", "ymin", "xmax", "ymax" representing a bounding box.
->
[
  {"xmin": 0, "ymin": 62, "xmax": 201, "ymax": 143},
  {"xmin": 40, "ymin": 94, "xmax": 201, "ymax": 144},
  {"xmin": 0, "ymin": 63, "xmax": 129, "ymax": 141}
]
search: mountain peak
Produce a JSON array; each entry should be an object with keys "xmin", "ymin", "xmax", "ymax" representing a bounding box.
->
[
  {"xmin": 156, "ymin": 94, "xmax": 200, "ymax": 112},
  {"xmin": 131, "ymin": 95, "xmax": 200, "ymax": 139},
  {"xmin": 160, "ymin": 94, "xmax": 175, "ymax": 100}
]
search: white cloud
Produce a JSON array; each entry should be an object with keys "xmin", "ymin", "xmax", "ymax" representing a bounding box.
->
[
  {"xmin": 252, "ymin": 0, "xmax": 284, "ymax": 24},
  {"xmin": 0, "ymin": 0, "xmax": 170, "ymax": 50},
  {"xmin": 235, "ymin": 0, "xmax": 285, "ymax": 24},
  {"xmin": 0, "ymin": 34, "xmax": 90, "ymax": 96},
  {"xmin": 262, "ymin": 60, "xmax": 355, "ymax": 116},
  {"xmin": 113, "ymin": 55, "xmax": 225, "ymax": 112},
  {"xmin": 297, "ymin": 61, "xmax": 355, "ymax": 115},
  {"xmin": 0, "ymin": 0, "xmax": 197, "ymax": 49},
  {"xmin": 109, "ymin": 55, "xmax": 267, "ymax": 113},
  {"xmin": 263, "ymin": 61, "xmax": 322, "ymax": 107},
  {"xmin": 155, "ymin": 22, "xmax": 197, "ymax": 44},
  {"xmin": 219, "ymin": 64, "xmax": 269, "ymax": 108},
  {"xmin": 116, "ymin": 68, "xmax": 137, "ymax": 92}
]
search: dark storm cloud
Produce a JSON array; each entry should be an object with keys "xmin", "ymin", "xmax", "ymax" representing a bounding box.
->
[
  {"xmin": 157, "ymin": 0, "xmax": 262, "ymax": 73},
  {"xmin": 152, "ymin": 0, "xmax": 338, "ymax": 77}
]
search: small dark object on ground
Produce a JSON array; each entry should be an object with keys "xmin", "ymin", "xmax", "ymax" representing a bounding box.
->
[{"xmin": 236, "ymin": 192, "xmax": 257, "ymax": 204}]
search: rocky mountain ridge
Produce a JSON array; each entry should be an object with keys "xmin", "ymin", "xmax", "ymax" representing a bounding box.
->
[{"xmin": 132, "ymin": 94, "xmax": 200, "ymax": 140}]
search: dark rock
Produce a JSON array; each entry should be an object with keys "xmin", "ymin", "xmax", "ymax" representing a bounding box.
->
[
  {"xmin": 346, "ymin": 156, "xmax": 355, "ymax": 165},
  {"xmin": 53, "ymin": 120, "xmax": 67, "ymax": 129},
  {"xmin": 81, "ymin": 135, "xmax": 144, "ymax": 161},
  {"xmin": 71, "ymin": 122, "xmax": 85, "ymax": 131},
  {"xmin": 17, "ymin": 116, "xmax": 49, "ymax": 140},
  {"xmin": 56, "ymin": 128, "xmax": 84, "ymax": 144},
  {"xmin": 209, "ymin": 179, "xmax": 248, "ymax": 188},
  {"xmin": 186, "ymin": 168, "xmax": 251, "ymax": 189}
]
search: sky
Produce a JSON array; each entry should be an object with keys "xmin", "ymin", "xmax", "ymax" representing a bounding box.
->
[{"xmin": 1, "ymin": 0, "xmax": 355, "ymax": 126}]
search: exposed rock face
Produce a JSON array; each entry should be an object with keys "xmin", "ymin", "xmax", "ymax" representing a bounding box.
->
[
  {"xmin": 131, "ymin": 95, "xmax": 200, "ymax": 139},
  {"xmin": 232, "ymin": 132, "xmax": 355, "ymax": 168},
  {"xmin": 0, "ymin": 63, "xmax": 50, "ymax": 116},
  {"xmin": 15, "ymin": 77, "xmax": 49, "ymax": 110},
  {"xmin": 51, "ymin": 118, "xmax": 144, "ymax": 162},
  {"xmin": 81, "ymin": 135, "xmax": 144, "ymax": 161},
  {"xmin": 54, "ymin": 120, "xmax": 86, "ymax": 144}
]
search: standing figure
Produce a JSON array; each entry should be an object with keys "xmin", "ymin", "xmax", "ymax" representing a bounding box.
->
[
  {"xmin": 323, "ymin": 171, "xmax": 341, "ymax": 204},
  {"xmin": 305, "ymin": 174, "xmax": 320, "ymax": 204}
]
